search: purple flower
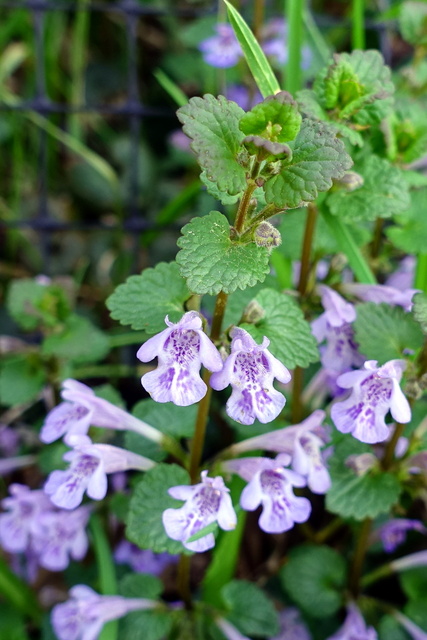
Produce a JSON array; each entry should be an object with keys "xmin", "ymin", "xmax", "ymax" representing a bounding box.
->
[
  {"xmin": 32, "ymin": 506, "xmax": 91, "ymax": 571},
  {"xmin": 327, "ymin": 604, "xmax": 377, "ymax": 640},
  {"xmin": 386, "ymin": 256, "xmax": 415, "ymax": 291},
  {"xmin": 374, "ymin": 518, "xmax": 427, "ymax": 553},
  {"xmin": 44, "ymin": 435, "xmax": 155, "ymax": 510},
  {"xmin": 311, "ymin": 286, "xmax": 362, "ymax": 374},
  {"xmin": 390, "ymin": 550, "xmax": 427, "ymax": 572},
  {"xmin": 41, "ymin": 379, "xmax": 163, "ymax": 445},
  {"xmin": 0, "ymin": 484, "xmax": 52, "ymax": 553},
  {"xmin": 137, "ymin": 312, "xmax": 223, "ymax": 407},
  {"xmin": 225, "ymin": 457, "xmax": 311, "ymax": 533},
  {"xmin": 394, "ymin": 612, "xmax": 427, "ymax": 640},
  {"xmin": 225, "ymin": 85, "xmax": 263, "ymax": 111},
  {"xmin": 216, "ymin": 618, "xmax": 250, "ymax": 640},
  {"xmin": 271, "ymin": 608, "xmax": 312, "ymax": 640},
  {"xmin": 114, "ymin": 540, "xmax": 178, "ymax": 575},
  {"xmin": 162, "ymin": 471, "xmax": 237, "ymax": 552},
  {"xmin": 342, "ymin": 283, "xmax": 419, "ymax": 312},
  {"xmin": 210, "ymin": 327, "xmax": 291, "ymax": 425},
  {"xmin": 198, "ymin": 23, "xmax": 242, "ymax": 68},
  {"xmin": 331, "ymin": 360, "xmax": 411, "ymax": 444},
  {"xmin": 292, "ymin": 430, "xmax": 331, "ymax": 494},
  {"xmin": 51, "ymin": 584, "xmax": 157, "ymax": 640},
  {"xmin": 227, "ymin": 410, "xmax": 330, "ymax": 494}
]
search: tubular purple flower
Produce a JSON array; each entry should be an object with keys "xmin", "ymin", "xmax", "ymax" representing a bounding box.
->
[
  {"xmin": 326, "ymin": 603, "xmax": 377, "ymax": 640},
  {"xmin": 225, "ymin": 457, "xmax": 311, "ymax": 534},
  {"xmin": 331, "ymin": 360, "xmax": 411, "ymax": 444},
  {"xmin": 210, "ymin": 327, "xmax": 291, "ymax": 425},
  {"xmin": 374, "ymin": 518, "xmax": 427, "ymax": 553},
  {"xmin": 162, "ymin": 471, "xmax": 237, "ymax": 553},
  {"xmin": 137, "ymin": 311, "xmax": 223, "ymax": 407},
  {"xmin": 41, "ymin": 378, "xmax": 164, "ymax": 445},
  {"xmin": 31, "ymin": 505, "xmax": 91, "ymax": 571},
  {"xmin": 44, "ymin": 435, "xmax": 155, "ymax": 510},
  {"xmin": 292, "ymin": 430, "xmax": 331, "ymax": 494},
  {"xmin": 271, "ymin": 608, "xmax": 312, "ymax": 640},
  {"xmin": 0, "ymin": 484, "xmax": 52, "ymax": 553},
  {"xmin": 341, "ymin": 283, "xmax": 419, "ymax": 312},
  {"xmin": 114, "ymin": 540, "xmax": 178, "ymax": 575},
  {"xmin": 311, "ymin": 286, "xmax": 362, "ymax": 374},
  {"xmin": 216, "ymin": 618, "xmax": 250, "ymax": 640},
  {"xmin": 394, "ymin": 612, "xmax": 427, "ymax": 640},
  {"xmin": 198, "ymin": 24, "xmax": 242, "ymax": 68},
  {"xmin": 51, "ymin": 584, "xmax": 158, "ymax": 640},
  {"xmin": 390, "ymin": 550, "xmax": 427, "ymax": 572},
  {"xmin": 230, "ymin": 410, "xmax": 327, "ymax": 456}
]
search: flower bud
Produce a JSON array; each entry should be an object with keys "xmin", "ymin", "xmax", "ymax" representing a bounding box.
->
[
  {"xmin": 333, "ymin": 171, "xmax": 364, "ymax": 192},
  {"xmin": 241, "ymin": 299, "xmax": 265, "ymax": 324},
  {"xmin": 254, "ymin": 222, "xmax": 281, "ymax": 248}
]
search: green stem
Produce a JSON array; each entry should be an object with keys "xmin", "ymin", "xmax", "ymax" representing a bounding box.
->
[
  {"xmin": 90, "ymin": 515, "xmax": 118, "ymax": 640},
  {"xmin": 370, "ymin": 218, "xmax": 384, "ymax": 260},
  {"xmin": 381, "ymin": 422, "xmax": 406, "ymax": 471},
  {"xmin": 314, "ymin": 516, "xmax": 345, "ymax": 544},
  {"xmin": 298, "ymin": 202, "xmax": 318, "ymax": 298},
  {"xmin": 352, "ymin": 0, "xmax": 365, "ymax": 50},
  {"xmin": 349, "ymin": 517, "xmax": 372, "ymax": 596},
  {"xmin": 177, "ymin": 555, "xmax": 193, "ymax": 610},
  {"xmin": 108, "ymin": 331, "xmax": 148, "ymax": 348},
  {"xmin": 291, "ymin": 366, "xmax": 305, "ymax": 424},
  {"xmin": 235, "ymin": 183, "xmax": 257, "ymax": 233},
  {"xmin": 415, "ymin": 253, "xmax": 427, "ymax": 292},
  {"xmin": 360, "ymin": 563, "xmax": 392, "ymax": 589},
  {"xmin": 285, "ymin": 0, "xmax": 305, "ymax": 94}
]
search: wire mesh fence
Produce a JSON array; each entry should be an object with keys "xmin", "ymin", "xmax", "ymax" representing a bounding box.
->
[{"xmin": 0, "ymin": 0, "xmax": 395, "ymax": 274}]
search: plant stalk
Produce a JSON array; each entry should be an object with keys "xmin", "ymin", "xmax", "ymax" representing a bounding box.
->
[
  {"xmin": 381, "ymin": 422, "xmax": 406, "ymax": 470},
  {"xmin": 285, "ymin": 0, "xmax": 305, "ymax": 94},
  {"xmin": 298, "ymin": 202, "xmax": 318, "ymax": 297},
  {"xmin": 349, "ymin": 517, "xmax": 372, "ymax": 596},
  {"xmin": 352, "ymin": 0, "xmax": 366, "ymax": 50}
]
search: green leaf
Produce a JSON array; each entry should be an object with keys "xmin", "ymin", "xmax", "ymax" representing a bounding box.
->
[
  {"xmin": 413, "ymin": 292, "xmax": 427, "ymax": 335},
  {"xmin": 239, "ymin": 92, "xmax": 302, "ymax": 142},
  {"xmin": 327, "ymin": 156, "xmax": 410, "ymax": 222},
  {"xmin": 125, "ymin": 400, "xmax": 196, "ymax": 462},
  {"xmin": 6, "ymin": 279, "xmax": 71, "ymax": 331},
  {"xmin": 400, "ymin": 567, "xmax": 427, "ymax": 601},
  {"xmin": 0, "ymin": 356, "xmax": 46, "ymax": 407},
  {"xmin": 176, "ymin": 94, "xmax": 246, "ymax": 197},
  {"xmin": 354, "ymin": 302, "xmax": 424, "ymax": 364},
  {"xmin": 280, "ymin": 545, "xmax": 347, "ymax": 618},
  {"xmin": 241, "ymin": 288, "xmax": 319, "ymax": 368},
  {"xmin": 400, "ymin": 1, "xmax": 427, "ymax": 46},
  {"xmin": 386, "ymin": 188, "xmax": 427, "ymax": 254},
  {"xmin": 223, "ymin": 0, "xmax": 281, "ymax": 98},
  {"xmin": 119, "ymin": 574, "xmax": 172, "ymax": 640},
  {"xmin": 314, "ymin": 50, "xmax": 394, "ymax": 125},
  {"xmin": 126, "ymin": 464, "xmax": 191, "ymax": 554},
  {"xmin": 326, "ymin": 437, "xmax": 401, "ymax": 520},
  {"xmin": 42, "ymin": 314, "xmax": 110, "ymax": 364},
  {"xmin": 264, "ymin": 119, "xmax": 353, "ymax": 209},
  {"xmin": 378, "ymin": 615, "xmax": 409, "ymax": 640},
  {"xmin": 106, "ymin": 262, "xmax": 191, "ymax": 334},
  {"xmin": 176, "ymin": 211, "xmax": 270, "ymax": 295},
  {"xmin": 221, "ymin": 580, "xmax": 279, "ymax": 637}
]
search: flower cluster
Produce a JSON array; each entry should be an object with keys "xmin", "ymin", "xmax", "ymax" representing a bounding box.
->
[
  {"xmin": 0, "ymin": 484, "xmax": 91, "ymax": 573},
  {"xmin": 139, "ymin": 313, "xmax": 291, "ymax": 426}
]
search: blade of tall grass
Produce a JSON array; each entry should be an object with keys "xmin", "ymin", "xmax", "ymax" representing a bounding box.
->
[
  {"xmin": 322, "ymin": 209, "xmax": 376, "ymax": 283},
  {"xmin": 90, "ymin": 515, "xmax": 118, "ymax": 640},
  {"xmin": 223, "ymin": 0, "xmax": 280, "ymax": 98},
  {"xmin": 285, "ymin": 0, "xmax": 305, "ymax": 94},
  {"xmin": 154, "ymin": 69, "xmax": 187, "ymax": 108},
  {"xmin": 303, "ymin": 6, "xmax": 331, "ymax": 66},
  {"xmin": 352, "ymin": 0, "xmax": 366, "ymax": 49},
  {"xmin": 69, "ymin": 0, "xmax": 91, "ymax": 140},
  {"xmin": 0, "ymin": 557, "xmax": 42, "ymax": 623},
  {"xmin": 415, "ymin": 254, "xmax": 427, "ymax": 292}
]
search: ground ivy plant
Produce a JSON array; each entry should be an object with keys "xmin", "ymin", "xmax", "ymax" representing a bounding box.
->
[{"xmin": 2, "ymin": 4, "xmax": 427, "ymax": 640}]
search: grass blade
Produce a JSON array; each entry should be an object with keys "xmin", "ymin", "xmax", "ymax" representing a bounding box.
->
[
  {"xmin": 322, "ymin": 209, "xmax": 376, "ymax": 284},
  {"xmin": 223, "ymin": 0, "xmax": 280, "ymax": 98},
  {"xmin": 90, "ymin": 515, "xmax": 118, "ymax": 640}
]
